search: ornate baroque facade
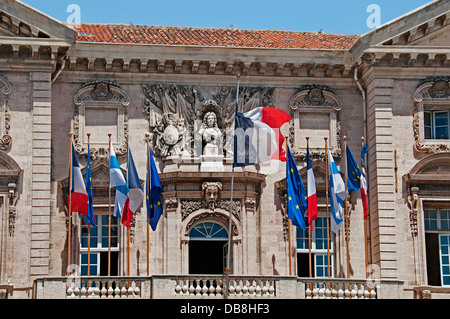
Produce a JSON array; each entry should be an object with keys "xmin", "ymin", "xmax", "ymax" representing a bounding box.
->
[{"xmin": 0, "ymin": 0, "xmax": 450, "ymax": 299}]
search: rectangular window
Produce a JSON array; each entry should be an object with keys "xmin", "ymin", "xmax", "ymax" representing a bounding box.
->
[
  {"xmin": 440, "ymin": 235, "xmax": 450, "ymax": 286},
  {"xmin": 424, "ymin": 207, "xmax": 450, "ymax": 286},
  {"xmin": 80, "ymin": 214, "xmax": 120, "ymax": 276},
  {"xmin": 424, "ymin": 110, "xmax": 450, "ymax": 140},
  {"xmin": 296, "ymin": 216, "xmax": 334, "ymax": 278}
]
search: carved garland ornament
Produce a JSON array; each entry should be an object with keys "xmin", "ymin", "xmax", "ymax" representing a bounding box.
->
[
  {"xmin": 73, "ymin": 80, "xmax": 130, "ymax": 159},
  {"xmin": 413, "ymin": 77, "xmax": 450, "ymax": 154},
  {"xmin": 0, "ymin": 76, "xmax": 12, "ymax": 151}
]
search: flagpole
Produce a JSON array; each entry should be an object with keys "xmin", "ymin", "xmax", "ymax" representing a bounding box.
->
[
  {"xmin": 324, "ymin": 137, "xmax": 330, "ymax": 278},
  {"xmin": 306, "ymin": 137, "xmax": 312, "ymax": 278},
  {"xmin": 225, "ymin": 73, "xmax": 240, "ymax": 299},
  {"xmin": 87, "ymin": 133, "xmax": 91, "ymax": 278},
  {"xmin": 67, "ymin": 132, "xmax": 73, "ymax": 276},
  {"xmin": 344, "ymin": 136, "xmax": 350, "ymax": 278},
  {"xmin": 108, "ymin": 133, "xmax": 112, "ymax": 277},
  {"xmin": 362, "ymin": 137, "xmax": 369, "ymax": 278},
  {"xmin": 284, "ymin": 135, "xmax": 292, "ymax": 276},
  {"xmin": 146, "ymin": 133, "xmax": 150, "ymax": 277},
  {"xmin": 126, "ymin": 138, "xmax": 130, "ymax": 277}
]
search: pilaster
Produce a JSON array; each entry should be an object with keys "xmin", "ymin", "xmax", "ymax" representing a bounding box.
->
[
  {"xmin": 30, "ymin": 72, "xmax": 52, "ymax": 277},
  {"xmin": 366, "ymin": 78, "xmax": 398, "ymax": 280}
]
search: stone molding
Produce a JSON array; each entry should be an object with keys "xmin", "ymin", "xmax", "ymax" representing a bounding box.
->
[{"xmin": 72, "ymin": 80, "xmax": 130, "ymax": 159}]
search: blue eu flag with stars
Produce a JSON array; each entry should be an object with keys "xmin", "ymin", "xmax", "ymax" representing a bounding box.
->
[
  {"xmin": 346, "ymin": 145, "xmax": 361, "ymax": 192},
  {"xmin": 286, "ymin": 146, "xmax": 307, "ymax": 230},
  {"xmin": 147, "ymin": 146, "xmax": 163, "ymax": 231}
]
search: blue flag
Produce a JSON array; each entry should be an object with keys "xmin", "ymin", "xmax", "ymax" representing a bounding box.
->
[
  {"xmin": 346, "ymin": 145, "xmax": 361, "ymax": 192},
  {"xmin": 147, "ymin": 146, "xmax": 163, "ymax": 231},
  {"xmin": 286, "ymin": 146, "xmax": 307, "ymax": 230},
  {"xmin": 85, "ymin": 143, "xmax": 96, "ymax": 226}
]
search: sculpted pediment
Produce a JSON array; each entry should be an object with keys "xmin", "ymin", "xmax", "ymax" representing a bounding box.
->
[
  {"xmin": 407, "ymin": 24, "xmax": 450, "ymax": 47},
  {"xmin": 0, "ymin": 0, "xmax": 76, "ymax": 43},
  {"xmin": 351, "ymin": 1, "xmax": 450, "ymax": 62}
]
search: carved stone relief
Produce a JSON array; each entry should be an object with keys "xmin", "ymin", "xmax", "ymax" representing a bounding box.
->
[
  {"xmin": 289, "ymin": 85, "xmax": 342, "ymax": 160},
  {"xmin": 181, "ymin": 199, "xmax": 241, "ymax": 221},
  {"xmin": 0, "ymin": 76, "xmax": 12, "ymax": 151},
  {"xmin": 407, "ymin": 187, "xmax": 419, "ymax": 237},
  {"xmin": 413, "ymin": 77, "xmax": 450, "ymax": 154},
  {"xmin": 202, "ymin": 182, "xmax": 222, "ymax": 211},
  {"xmin": 143, "ymin": 83, "xmax": 275, "ymax": 159},
  {"xmin": 73, "ymin": 80, "xmax": 130, "ymax": 159}
]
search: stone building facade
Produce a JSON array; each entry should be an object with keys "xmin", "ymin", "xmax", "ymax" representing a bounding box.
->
[{"xmin": 0, "ymin": 0, "xmax": 450, "ymax": 299}]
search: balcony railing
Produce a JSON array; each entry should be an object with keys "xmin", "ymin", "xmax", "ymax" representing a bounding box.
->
[
  {"xmin": 33, "ymin": 275, "xmax": 405, "ymax": 299},
  {"xmin": 304, "ymin": 278, "xmax": 377, "ymax": 299}
]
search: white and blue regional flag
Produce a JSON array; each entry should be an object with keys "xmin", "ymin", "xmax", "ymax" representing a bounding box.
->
[
  {"xmin": 110, "ymin": 141, "xmax": 129, "ymax": 219},
  {"xmin": 328, "ymin": 150, "xmax": 345, "ymax": 234}
]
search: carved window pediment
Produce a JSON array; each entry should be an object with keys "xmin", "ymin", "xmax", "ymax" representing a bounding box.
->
[
  {"xmin": 414, "ymin": 77, "xmax": 450, "ymax": 154},
  {"xmin": 72, "ymin": 80, "xmax": 130, "ymax": 159},
  {"xmin": 289, "ymin": 85, "xmax": 342, "ymax": 160}
]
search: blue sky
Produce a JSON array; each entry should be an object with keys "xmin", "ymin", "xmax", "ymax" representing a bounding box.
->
[{"xmin": 21, "ymin": 0, "xmax": 432, "ymax": 35}]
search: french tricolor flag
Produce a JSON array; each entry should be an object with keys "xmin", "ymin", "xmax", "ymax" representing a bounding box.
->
[
  {"xmin": 110, "ymin": 141, "xmax": 129, "ymax": 220},
  {"xmin": 68, "ymin": 142, "xmax": 88, "ymax": 216},
  {"xmin": 361, "ymin": 142, "xmax": 369, "ymax": 220},
  {"xmin": 307, "ymin": 144, "xmax": 317, "ymax": 231},
  {"xmin": 122, "ymin": 147, "xmax": 144, "ymax": 229},
  {"xmin": 234, "ymin": 107, "xmax": 291, "ymax": 167}
]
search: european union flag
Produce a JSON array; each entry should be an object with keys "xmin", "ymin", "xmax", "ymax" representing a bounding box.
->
[
  {"xmin": 346, "ymin": 145, "xmax": 361, "ymax": 192},
  {"xmin": 85, "ymin": 143, "xmax": 96, "ymax": 226},
  {"xmin": 147, "ymin": 146, "xmax": 163, "ymax": 231},
  {"xmin": 286, "ymin": 146, "xmax": 307, "ymax": 230}
]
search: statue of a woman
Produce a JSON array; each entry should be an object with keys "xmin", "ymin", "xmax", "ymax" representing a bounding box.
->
[{"xmin": 199, "ymin": 112, "xmax": 222, "ymax": 155}]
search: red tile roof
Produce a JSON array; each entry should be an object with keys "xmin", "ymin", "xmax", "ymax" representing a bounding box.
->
[{"xmin": 72, "ymin": 23, "xmax": 359, "ymax": 50}]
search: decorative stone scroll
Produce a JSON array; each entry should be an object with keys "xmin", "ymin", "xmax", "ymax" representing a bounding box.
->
[
  {"xmin": 0, "ymin": 76, "xmax": 12, "ymax": 151},
  {"xmin": 289, "ymin": 85, "xmax": 342, "ymax": 160},
  {"xmin": 413, "ymin": 77, "xmax": 450, "ymax": 154},
  {"xmin": 73, "ymin": 80, "xmax": 130, "ymax": 159}
]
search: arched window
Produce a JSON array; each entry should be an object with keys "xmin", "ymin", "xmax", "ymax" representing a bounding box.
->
[
  {"xmin": 189, "ymin": 221, "xmax": 228, "ymax": 240},
  {"xmin": 188, "ymin": 221, "xmax": 229, "ymax": 274}
]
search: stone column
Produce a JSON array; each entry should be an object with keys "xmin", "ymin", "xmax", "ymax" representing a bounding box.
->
[
  {"xmin": 30, "ymin": 72, "xmax": 52, "ymax": 277},
  {"xmin": 243, "ymin": 196, "xmax": 258, "ymax": 275},
  {"xmin": 366, "ymin": 78, "xmax": 398, "ymax": 280}
]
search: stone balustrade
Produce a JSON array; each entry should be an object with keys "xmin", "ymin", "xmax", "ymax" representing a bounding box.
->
[
  {"xmin": 66, "ymin": 277, "xmax": 143, "ymax": 299},
  {"xmin": 173, "ymin": 276, "xmax": 276, "ymax": 298},
  {"xmin": 33, "ymin": 275, "xmax": 405, "ymax": 299},
  {"xmin": 304, "ymin": 279, "xmax": 377, "ymax": 299}
]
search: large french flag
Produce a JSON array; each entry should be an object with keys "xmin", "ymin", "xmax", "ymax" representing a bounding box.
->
[
  {"xmin": 307, "ymin": 145, "xmax": 317, "ymax": 231},
  {"xmin": 234, "ymin": 107, "xmax": 291, "ymax": 167},
  {"xmin": 361, "ymin": 142, "xmax": 369, "ymax": 220},
  {"xmin": 122, "ymin": 148, "xmax": 144, "ymax": 229},
  {"xmin": 110, "ymin": 141, "xmax": 129, "ymax": 219},
  {"xmin": 68, "ymin": 142, "xmax": 88, "ymax": 216}
]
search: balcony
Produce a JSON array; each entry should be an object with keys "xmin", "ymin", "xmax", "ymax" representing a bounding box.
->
[{"xmin": 32, "ymin": 275, "xmax": 405, "ymax": 299}]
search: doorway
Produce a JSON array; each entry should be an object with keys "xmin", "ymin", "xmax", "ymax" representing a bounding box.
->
[{"xmin": 188, "ymin": 221, "xmax": 228, "ymax": 275}]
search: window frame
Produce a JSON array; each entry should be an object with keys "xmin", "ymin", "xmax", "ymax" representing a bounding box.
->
[
  {"xmin": 79, "ymin": 213, "xmax": 121, "ymax": 277},
  {"xmin": 296, "ymin": 215, "xmax": 335, "ymax": 278},
  {"xmin": 424, "ymin": 109, "xmax": 450, "ymax": 140},
  {"xmin": 413, "ymin": 78, "xmax": 450, "ymax": 154},
  {"xmin": 423, "ymin": 207, "xmax": 450, "ymax": 287}
]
